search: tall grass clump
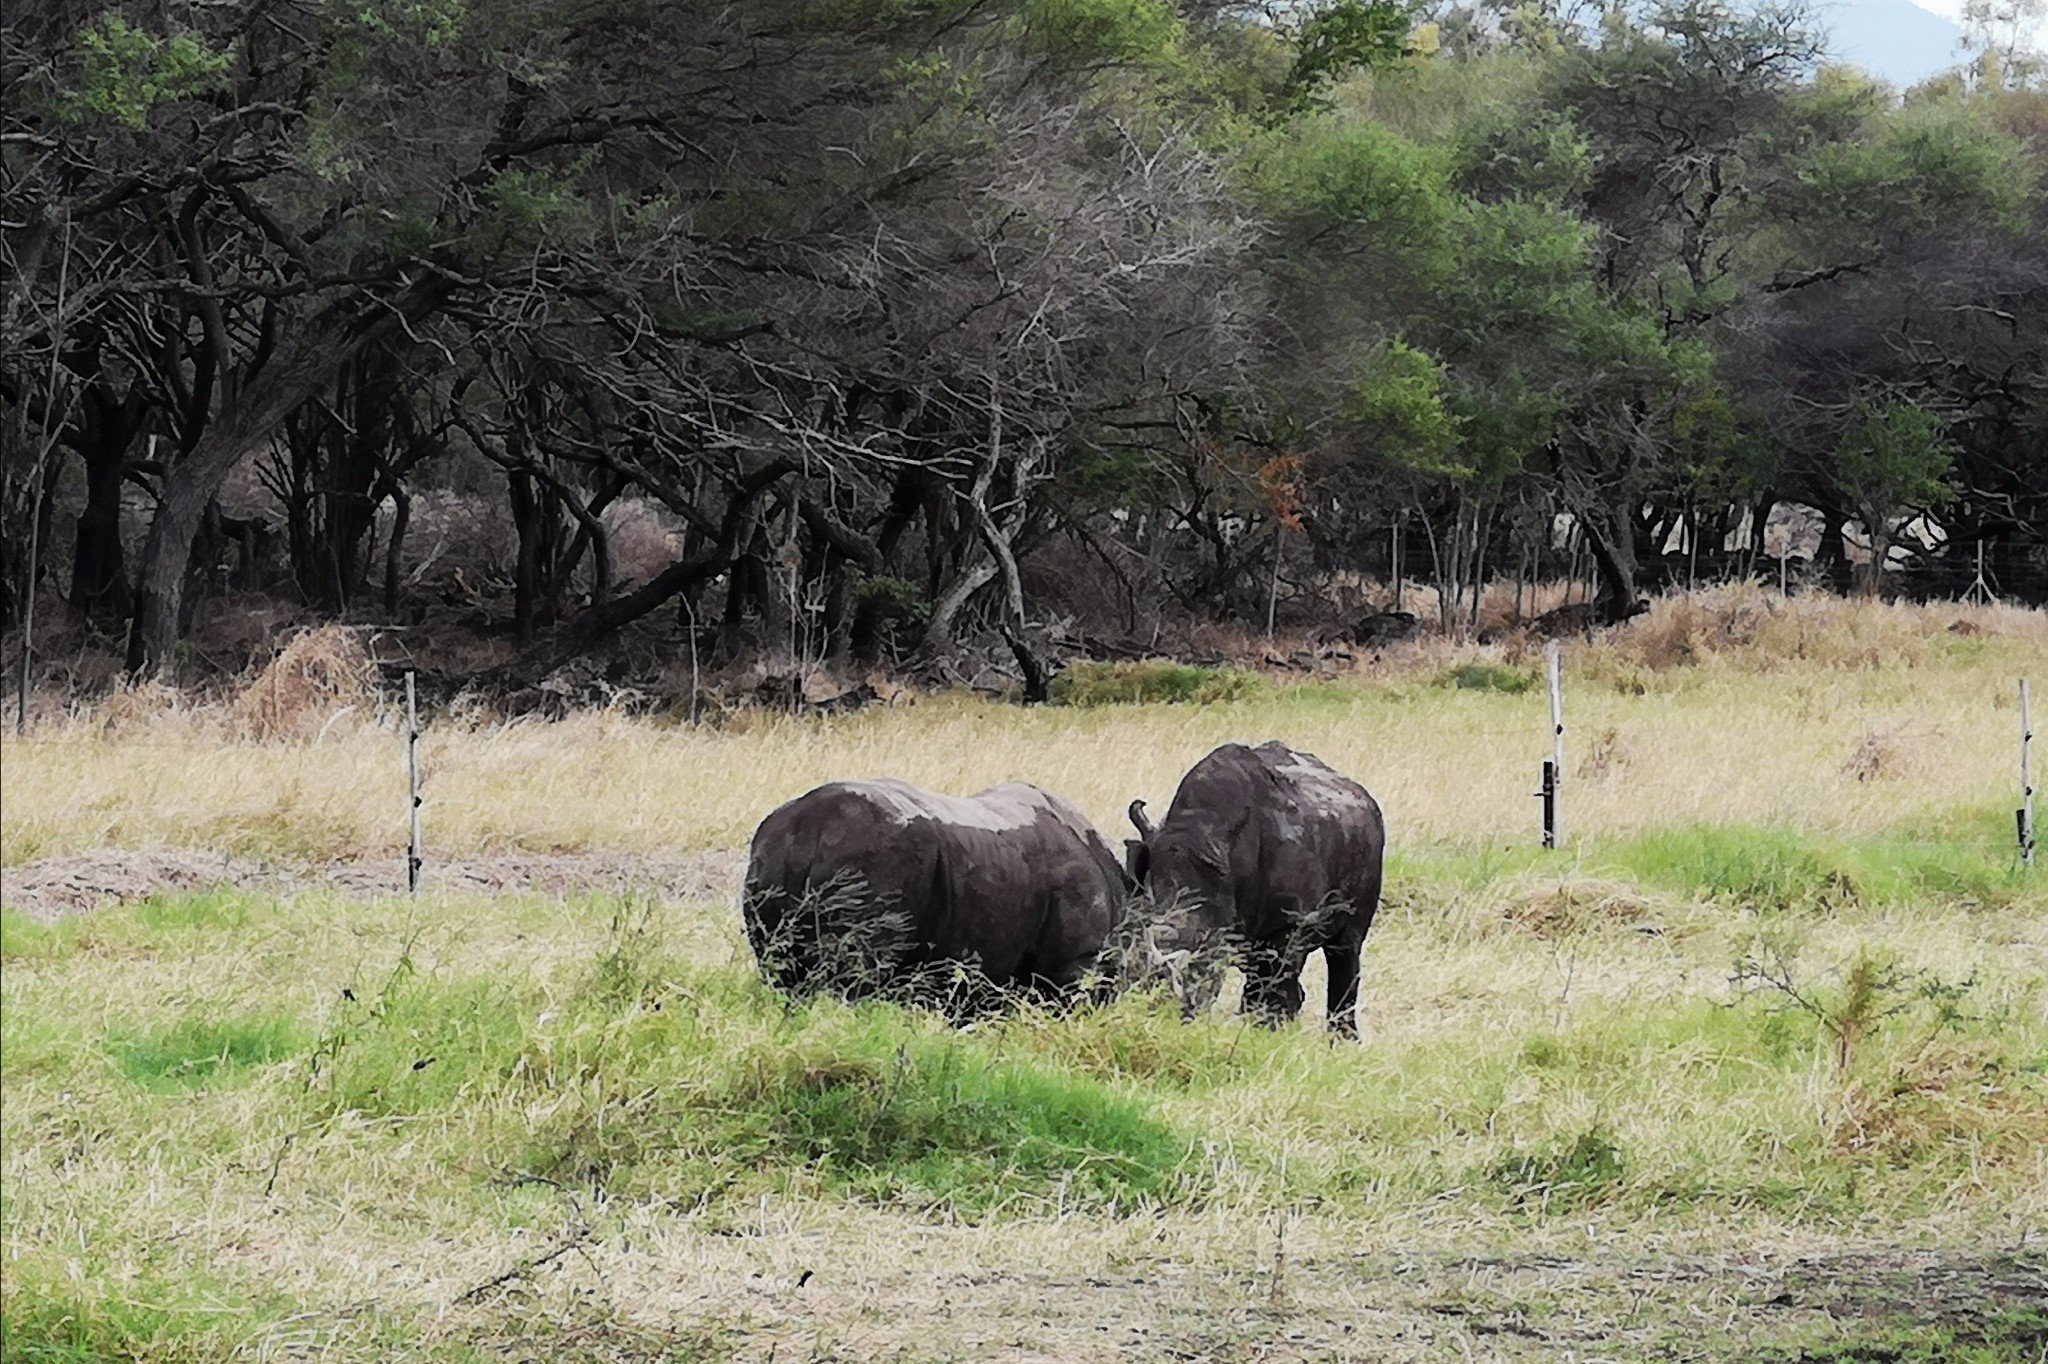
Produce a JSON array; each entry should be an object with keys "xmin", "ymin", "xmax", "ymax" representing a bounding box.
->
[
  {"xmin": 244, "ymin": 900, "xmax": 1212, "ymax": 1217},
  {"xmin": 1602, "ymin": 826, "xmax": 1858, "ymax": 909}
]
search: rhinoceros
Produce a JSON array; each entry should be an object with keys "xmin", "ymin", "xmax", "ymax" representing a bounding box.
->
[
  {"xmin": 743, "ymin": 778, "xmax": 1129, "ymax": 1006},
  {"xmin": 1128, "ymin": 741, "xmax": 1386, "ymax": 1037}
]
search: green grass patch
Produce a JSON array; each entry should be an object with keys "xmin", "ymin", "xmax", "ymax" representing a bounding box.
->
[
  {"xmin": 1604, "ymin": 825, "xmax": 1859, "ymax": 910},
  {"xmin": 1392, "ymin": 811, "xmax": 2040, "ymax": 912},
  {"xmin": 2, "ymin": 891, "xmax": 264, "ymax": 966},
  {"xmin": 1745, "ymin": 1307, "xmax": 2048, "ymax": 1363},
  {"xmin": 1050, "ymin": 659, "xmax": 1261, "ymax": 706},
  {"xmin": 0, "ymin": 906, "xmax": 62, "ymax": 964},
  {"xmin": 736, "ymin": 1025, "xmax": 1201, "ymax": 1213},
  {"xmin": 1488, "ymin": 1124, "xmax": 1628, "ymax": 1212},
  {"xmin": 106, "ymin": 1009, "xmax": 310, "ymax": 1090},
  {"xmin": 1435, "ymin": 661, "xmax": 1538, "ymax": 693},
  {"xmin": 0, "ymin": 1266, "xmax": 280, "ymax": 1364}
]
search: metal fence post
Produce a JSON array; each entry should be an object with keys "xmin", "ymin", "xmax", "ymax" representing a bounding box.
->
[
  {"xmin": 2022, "ymin": 678, "xmax": 2035, "ymax": 868},
  {"xmin": 1542, "ymin": 641, "xmax": 1564, "ymax": 848},
  {"xmin": 406, "ymin": 671, "xmax": 422, "ymax": 893}
]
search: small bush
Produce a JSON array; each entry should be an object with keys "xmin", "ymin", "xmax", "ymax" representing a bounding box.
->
[
  {"xmin": 1050, "ymin": 660, "xmax": 1260, "ymax": 707},
  {"xmin": 1489, "ymin": 1125, "xmax": 1628, "ymax": 1212},
  {"xmin": 1434, "ymin": 662, "xmax": 1536, "ymax": 693}
]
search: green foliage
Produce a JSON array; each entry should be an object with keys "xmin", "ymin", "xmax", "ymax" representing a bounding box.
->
[
  {"xmin": 344, "ymin": 0, "xmax": 467, "ymax": 46},
  {"xmin": 855, "ymin": 575, "xmax": 930, "ymax": 624},
  {"xmin": 1805, "ymin": 102, "xmax": 2033, "ymax": 238},
  {"xmin": 1833, "ymin": 401, "xmax": 1958, "ymax": 517},
  {"xmin": 1341, "ymin": 340, "xmax": 1464, "ymax": 474},
  {"xmin": 64, "ymin": 16, "xmax": 230, "ymax": 128},
  {"xmin": 1451, "ymin": 104, "xmax": 1591, "ymax": 204},
  {"xmin": 1049, "ymin": 660, "xmax": 1261, "ymax": 706},
  {"xmin": 1283, "ymin": 0, "xmax": 1417, "ymax": 113},
  {"xmin": 1434, "ymin": 661, "xmax": 1536, "ymax": 693},
  {"xmin": 1249, "ymin": 119, "xmax": 1456, "ymax": 273},
  {"xmin": 1018, "ymin": 0, "xmax": 1183, "ymax": 67}
]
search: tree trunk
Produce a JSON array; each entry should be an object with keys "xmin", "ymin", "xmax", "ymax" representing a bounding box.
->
[
  {"xmin": 508, "ymin": 468, "xmax": 543, "ymax": 648},
  {"xmin": 1578, "ymin": 508, "xmax": 1642, "ymax": 624},
  {"xmin": 1856, "ymin": 506, "xmax": 1890, "ymax": 598},
  {"xmin": 69, "ymin": 395, "xmax": 140, "ymax": 621},
  {"xmin": 127, "ymin": 281, "xmax": 453, "ymax": 677},
  {"xmin": 383, "ymin": 481, "xmax": 410, "ymax": 616}
]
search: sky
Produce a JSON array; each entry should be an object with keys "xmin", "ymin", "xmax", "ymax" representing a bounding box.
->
[{"xmin": 1908, "ymin": 0, "xmax": 1966, "ymax": 17}]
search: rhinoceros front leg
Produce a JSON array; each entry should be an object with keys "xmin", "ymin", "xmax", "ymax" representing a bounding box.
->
[
  {"xmin": 1239, "ymin": 937, "xmax": 1306, "ymax": 1026},
  {"xmin": 1324, "ymin": 936, "xmax": 1361, "ymax": 1040}
]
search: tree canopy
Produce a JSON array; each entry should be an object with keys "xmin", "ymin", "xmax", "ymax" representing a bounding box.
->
[{"xmin": 3, "ymin": 0, "xmax": 2042, "ymax": 687}]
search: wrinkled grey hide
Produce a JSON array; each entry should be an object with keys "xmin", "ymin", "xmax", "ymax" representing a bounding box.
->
[
  {"xmin": 1131, "ymin": 741, "xmax": 1386, "ymax": 1037},
  {"xmin": 743, "ymin": 778, "xmax": 1129, "ymax": 1006}
]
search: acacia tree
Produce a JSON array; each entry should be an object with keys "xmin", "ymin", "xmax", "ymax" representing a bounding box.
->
[{"xmin": 2, "ymin": 0, "xmax": 1265, "ymax": 676}]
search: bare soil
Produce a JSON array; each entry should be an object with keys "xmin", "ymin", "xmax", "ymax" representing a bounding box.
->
[
  {"xmin": 442, "ymin": 1242, "xmax": 2047, "ymax": 1363},
  {"xmin": 0, "ymin": 847, "xmax": 744, "ymax": 921}
]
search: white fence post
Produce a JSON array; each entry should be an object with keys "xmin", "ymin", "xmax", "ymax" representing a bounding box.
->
[
  {"xmin": 406, "ymin": 671, "xmax": 422, "ymax": 894},
  {"xmin": 2022, "ymin": 678, "xmax": 2035, "ymax": 868},
  {"xmin": 1541, "ymin": 640, "xmax": 1564, "ymax": 849}
]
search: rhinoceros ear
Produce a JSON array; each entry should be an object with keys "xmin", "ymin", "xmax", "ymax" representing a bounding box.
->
[{"xmin": 1128, "ymin": 799, "xmax": 1156, "ymax": 841}]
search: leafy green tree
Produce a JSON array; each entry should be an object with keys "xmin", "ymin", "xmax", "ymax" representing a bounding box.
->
[{"xmin": 1832, "ymin": 402, "xmax": 1958, "ymax": 594}]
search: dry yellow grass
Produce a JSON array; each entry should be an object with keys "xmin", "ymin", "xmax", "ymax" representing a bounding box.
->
[{"xmin": 2, "ymin": 591, "xmax": 2037, "ymax": 866}]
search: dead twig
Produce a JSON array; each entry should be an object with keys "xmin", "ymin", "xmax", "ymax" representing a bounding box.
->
[{"xmin": 453, "ymin": 1225, "xmax": 595, "ymax": 1306}]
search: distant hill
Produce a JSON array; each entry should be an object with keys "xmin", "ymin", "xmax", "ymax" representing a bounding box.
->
[{"xmin": 1811, "ymin": 0, "xmax": 1969, "ymax": 87}]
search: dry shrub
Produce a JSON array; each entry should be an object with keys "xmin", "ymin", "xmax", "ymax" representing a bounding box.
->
[
  {"xmin": 95, "ymin": 678, "xmax": 185, "ymax": 735},
  {"xmin": 1500, "ymin": 879, "xmax": 1657, "ymax": 938},
  {"xmin": 1575, "ymin": 583, "xmax": 2048, "ymax": 677},
  {"xmin": 1841, "ymin": 723, "xmax": 1925, "ymax": 784},
  {"xmin": 1577, "ymin": 727, "xmax": 1633, "ymax": 780},
  {"xmin": 232, "ymin": 626, "xmax": 377, "ymax": 742},
  {"xmin": 1830, "ymin": 1043, "xmax": 2048, "ymax": 1164},
  {"xmin": 1606, "ymin": 586, "xmax": 1772, "ymax": 671}
]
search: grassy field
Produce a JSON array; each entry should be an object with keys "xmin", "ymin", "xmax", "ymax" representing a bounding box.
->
[{"xmin": 3, "ymin": 590, "xmax": 2046, "ymax": 1361}]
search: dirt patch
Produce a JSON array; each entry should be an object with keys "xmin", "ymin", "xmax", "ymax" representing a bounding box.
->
[
  {"xmin": 430, "ymin": 1243, "xmax": 2048, "ymax": 1363},
  {"xmin": 0, "ymin": 848, "xmax": 745, "ymax": 922}
]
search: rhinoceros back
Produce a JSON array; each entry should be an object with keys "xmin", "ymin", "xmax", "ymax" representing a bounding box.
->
[{"xmin": 742, "ymin": 778, "xmax": 1124, "ymax": 1000}]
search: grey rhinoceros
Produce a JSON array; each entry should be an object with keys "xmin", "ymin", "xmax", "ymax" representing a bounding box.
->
[
  {"xmin": 742, "ymin": 778, "xmax": 1129, "ymax": 1007},
  {"xmin": 1127, "ymin": 741, "xmax": 1386, "ymax": 1037}
]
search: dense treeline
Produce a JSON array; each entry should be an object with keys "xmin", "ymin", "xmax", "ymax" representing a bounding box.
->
[{"xmin": 3, "ymin": 0, "xmax": 2044, "ymax": 684}]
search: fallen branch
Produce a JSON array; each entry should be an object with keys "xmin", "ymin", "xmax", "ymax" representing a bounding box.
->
[{"xmin": 453, "ymin": 1225, "xmax": 594, "ymax": 1306}]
